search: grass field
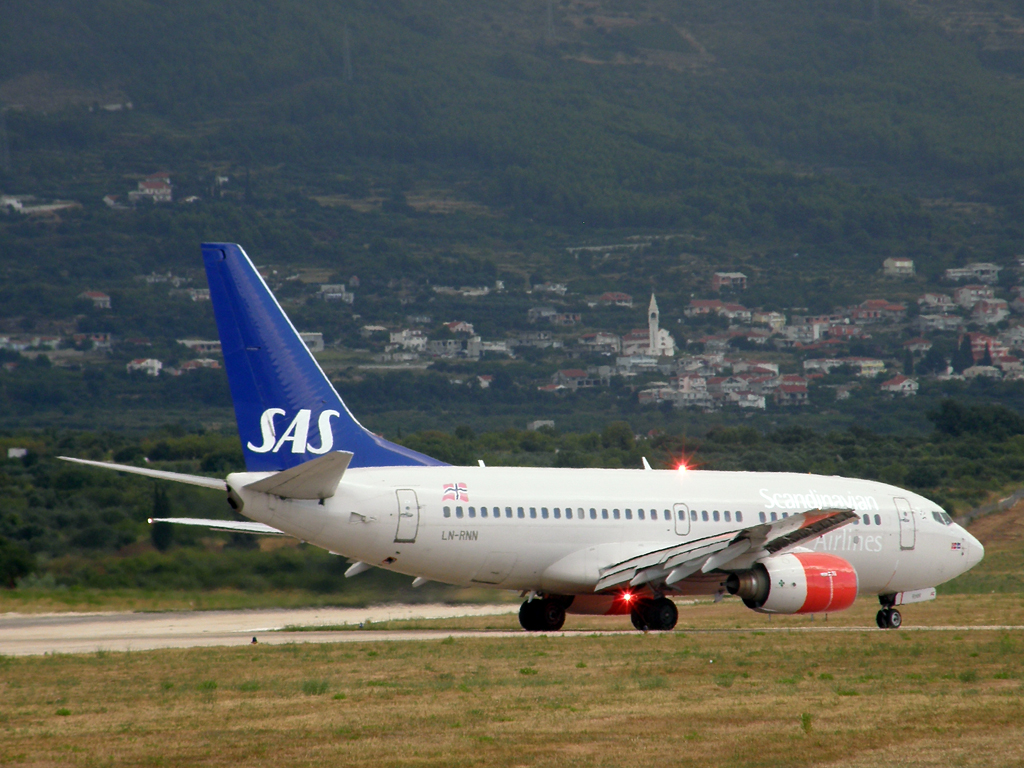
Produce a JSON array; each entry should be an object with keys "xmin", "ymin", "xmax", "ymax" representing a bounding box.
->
[
  {"xmin": 2, "ymin": 611, "xmax": 1023, "ymax": 767},
  {"xmin": 2, "ymin": 507, "xmax": 1024, "ymax": 766}
]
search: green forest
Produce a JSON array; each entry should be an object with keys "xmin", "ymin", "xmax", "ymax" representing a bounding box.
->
[{"xmin": 1, "ymin": 398, "xmax": 1022, "ymax": 596}]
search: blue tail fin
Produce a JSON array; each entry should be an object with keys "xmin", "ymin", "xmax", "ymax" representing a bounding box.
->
[{"xmin": 202, "ymin": 243, "xmax": 446, "ymax": 471}]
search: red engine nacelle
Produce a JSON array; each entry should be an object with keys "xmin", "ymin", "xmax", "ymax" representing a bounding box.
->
[{"xmin": 726, "ymin": 552, "xmax": 858, "ymax": 614}]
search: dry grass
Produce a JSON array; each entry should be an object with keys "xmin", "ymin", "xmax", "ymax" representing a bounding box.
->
[
  {"xmin": 3, "ymin": 602, "xmax": 1024, "ymax": 767},
  {"xmin": 282, "ymin": 593, "xmax": 1024, "ymax": 633}
]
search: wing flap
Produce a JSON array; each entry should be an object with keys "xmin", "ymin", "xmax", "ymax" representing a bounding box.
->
[
  {"xmin": 149, "ymin": 517, "xmax": 288, "ymax": 535},
  {"xmin": 594, "ymin": 507, "xmax": 858, "ymax": 593},
  {"xmin": 244, "ymin": 451, "xmax": 353, "ymax": 500}
]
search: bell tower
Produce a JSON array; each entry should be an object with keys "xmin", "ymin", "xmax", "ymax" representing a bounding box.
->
[{"xmin": 648, "ymin": 294, "xmax": 659, "ymax": 355}]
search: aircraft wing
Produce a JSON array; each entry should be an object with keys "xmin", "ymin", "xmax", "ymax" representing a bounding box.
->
[
  {"xmin": 594, "ymin": 507, "xmax": 858, "ymax": 592},
  {"xmin": 58, "ymin": 457, "xmax": 227, "ymax": 490},
  {"xmin": 149, "ymin": 517, "xmax": 288, "ymax": 536}
]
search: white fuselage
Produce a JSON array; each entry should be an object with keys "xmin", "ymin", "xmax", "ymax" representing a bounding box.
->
[{"xmin": 227, "ymin": 466, "xmax": 982, "ymax": 600}]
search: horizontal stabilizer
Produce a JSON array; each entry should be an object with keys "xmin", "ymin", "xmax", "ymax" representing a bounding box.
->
[
  {"xmin": 244, "ymin": 451, "xmax": 353, "ymax": 500},
  {"xmin": 59, "ymin": 457, "xmax": 226, "ymax": 490},
  {"xmin": 149, "ymin": 517, "xmax": 287, "ymax": 536}
]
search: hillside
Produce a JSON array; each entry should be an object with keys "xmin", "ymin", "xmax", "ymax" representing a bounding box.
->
[
  {"xmin": 2, "ymin": 1, "xmax": 1024, "ymax": 278},
  {"xmin": 3, "ymin": 1, "xmax": 1024, "ymax": 435}
]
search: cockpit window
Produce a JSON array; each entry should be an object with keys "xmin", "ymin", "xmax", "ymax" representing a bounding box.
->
[{"xmin": 931, "ymin": 509, "xmax": 954, "ymax": 525}]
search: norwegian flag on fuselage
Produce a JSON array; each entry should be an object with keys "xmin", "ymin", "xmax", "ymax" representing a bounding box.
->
[{"xmin": 442, "ymin": 483, "xmax": 468, "ymax": 501}]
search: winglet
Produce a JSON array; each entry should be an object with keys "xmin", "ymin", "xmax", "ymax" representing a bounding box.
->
[{"xmin": 244, "ymin": 451, "xmax": 353, "ymax": 500}]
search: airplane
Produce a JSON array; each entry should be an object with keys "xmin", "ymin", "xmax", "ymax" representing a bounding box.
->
[{"xmin": 62, "ymin": 242, "xmax": 984, "ymax": 632}]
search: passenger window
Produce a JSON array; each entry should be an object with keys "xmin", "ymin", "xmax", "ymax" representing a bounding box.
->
[
  {"xmin": 736, "ymin": 511, "xmax": 743, "ymax": 523},
  {"xmin": 590, "ymin": 508, "xmax": 597, "ymax": 520},
  {"xmin": 691, "ymin": 510, "xmax": 697, "ymax": 521},
  {"xmin": 444, "ymin": 506, "xmax": 451, "ymax": 518},
  {"xmin": 480, "ymin": 507, "xmax": 488, "ymax": 518},
  {"xmin": 553, "ymin": 508, "xmax": 561, "ymax": 519},
  {"xmin": 456, "ymin": 506, "xmax": 464, "ymax": 519},
  {"xmin": 770, "ymin": 512, "xmax": 777, "ymax": 522},
  {"xmin": 782, "ymin": 512, "xmax": 789, "ymax": 519},
  {"xmin": 664, "ymin": 510, "xmax": 671, "ymax": 521},
  {"xmin": 602, "ymin": 509, "xmax": 609, "ymax": 519},
  {"xmin": 530, "ymin": 507, "xmax": 537, "ymax": 519},
  {"xmin": 468, "ymin": 506, "xmax": 476, "ymax": 518},
  {"xmin": 541, "ymin": 507, "xmax": 549, "ymax": 519},
  {"xmin": 613, "ymin": 509, "xmax": 621, "ymax": 520},
  {"xmin": 625, "ymin": 509, "xmax": 633, "ymax": 520},
  {"xmin": 517, "ymin": 507, "xmax": 525, "ymax": 518},
  {"xmin": 506, "ymin": 507, "xmax": 513, "ymax": 518},
  {"xmin": 638, "ymin": 509, "xmax": 645, "ymax": 520},
  {"xmin": 874, "ymin": 514, "xmax": 881, "ymax": 526},
  {"xmin": 650, "ymin": 510, "xmax": 658, "ymax": 521},
  {"xmin": 863, "ymin": 514, "xmax": 870, "ymax": 525},
  {"xmin": 702, "ymin": 510, "xmax": 709, "ymax": 522},
  {"xmin": 578, "ymin": 508, "xmax": 585, "ymax": 521},
  {"xmin": 759, "ymin": 511, "xmax": 766, "ymax": 522},
  {"xmin": 724, "ymin": 511, "xmax": 731, "ymax": 522},
  {"xmin": 713, "ymin": 511, "xmax": 720, "ymax": 522},
  {"xmin": 565, "ymin": 507, "xmax": 572, "ymax": 519}
]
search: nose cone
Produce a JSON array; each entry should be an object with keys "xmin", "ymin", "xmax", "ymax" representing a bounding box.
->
[{"xmin": 965, "ymin": 532, "xmax": 984, "ymax": 571}]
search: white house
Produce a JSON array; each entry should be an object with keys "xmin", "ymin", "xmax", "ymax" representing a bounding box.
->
[
  {"xmin": 880, "ymin": 375, "xmax": 918, "ymax": 396},
  {"xmin": 127, "ymin": 358, "xmax": 162, "ymax": 376}
]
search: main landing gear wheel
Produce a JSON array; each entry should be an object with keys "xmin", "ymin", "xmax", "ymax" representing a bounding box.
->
[
  {"xmin": 876, "ymin": 608, "xmax": 902, "ymax": 629},
  {"xmin": 518, "ymin": 598, "xmax": 566, "ymax": 632},
  {"xmin": 631, "ymin": 597, "xmax": 679, "ymax": 631}
]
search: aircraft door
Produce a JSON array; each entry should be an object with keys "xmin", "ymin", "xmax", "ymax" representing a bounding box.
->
[
  {"xmin": 895, "ymin": 497, "xmax": 915, "ymax": 550},
  {"xmin": 674, "ymin": 503, "xmax": 691, "ymax": 536},
  {"xmin": 395, "ymin": 489, "xmax": 420, "ymax": 543}
]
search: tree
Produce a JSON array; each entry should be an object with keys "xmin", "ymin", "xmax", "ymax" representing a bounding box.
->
[
  {"xmin": 952, "ymin": 336, "xmax": 974, "ymax": 373},
  {"xmin": 981, "ymin": 343, "xmax": 993, "ymax": 367},
  {"xmin": 0, "ymin": 536, "xmax": 35, "ymax": 588},
  {"xmin": 151, "ymin": 485, "xmax": 173, "ymax": 552},
  {"xmin": 917, "ymin": 346, "xmax": 947, "ymax": 376},
  {"xmin": 902, "ymin": 348, "xmax": 914, "ymax": 375}
]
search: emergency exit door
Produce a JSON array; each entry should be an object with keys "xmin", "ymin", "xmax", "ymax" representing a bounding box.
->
[
  {"xmin": 674, "ymin": 503, "xmax": 691, "ymax": 536},
  {"xmin": 895, "ymin": 497, "xmax": 915, "ymax": 550},
  {"xmin": 395, "ymin": 489, "xmax": 420, "ymax": 543}
]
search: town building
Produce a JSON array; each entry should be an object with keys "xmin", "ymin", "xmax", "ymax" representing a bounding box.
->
[
  {"xmin": 319, "ymin": 284, "xmax": 355, "ymax": 303},
  {"xmin": 78, "ymin": 291, "xmax": 111, "ymax": 309},
  {"xmin": 598, "ymin": 292, "xmax": 634, "ymax": 308},
  {"xmin": 880, "ymin": 375, "xmax": 919, "ymax": 396},
  {"xmin": 945, "ymin": 263, "xmax": 1002, "ymax": 284},
  {"xmin": 711, "ymin": 272, "xmax": 748, "ymax": 291},
  {"xmin": 299, "ymin": 332, "xmax": 324, "ymax": 353},
  {"xmin": 128, "ymin": 173, "xmax": 173, "ymax": 204},
  {"xmin": 954, "ymin": 285, "xmax": 995, "ymax": 309},
  {"xmin": 972, "ymin": 299, "xmax": 1010, "ymax": 325},
  {"xmin": 127, "ymin": 358, "xmax": 162, "ymax": 376},
  {"xmin": 177, "ymin": 338, "xmax": 222, "ymax": 354},
  {"xmin": 882, "ymin": 257, "xmax": 915, "ymax": 277}
]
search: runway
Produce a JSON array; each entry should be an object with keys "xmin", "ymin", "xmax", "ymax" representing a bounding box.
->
[
  {"xmin": 3, "ymin": 605, "xmax": 1023, "ymax": 656},
  {"xmin": 0, "ymin": 603, "xmax": 517, "ymax": 656}
]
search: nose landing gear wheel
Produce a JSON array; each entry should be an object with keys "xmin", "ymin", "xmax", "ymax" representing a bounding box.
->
[{"xmin": 876, "ymin": 608, "xmax": 902, "ymax": 629}]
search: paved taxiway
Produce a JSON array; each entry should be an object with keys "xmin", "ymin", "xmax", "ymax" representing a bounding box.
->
[{"xmin": 3, "ymin": 605, "xmax": 1023, "ymax": 656}]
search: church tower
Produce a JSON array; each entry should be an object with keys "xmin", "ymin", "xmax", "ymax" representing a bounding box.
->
[{"xmin": 648, "ymin": 294, "xmax": 659, "ymax": 355}]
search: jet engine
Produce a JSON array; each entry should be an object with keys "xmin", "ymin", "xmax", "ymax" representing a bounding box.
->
[{"xmin": 725, "ymin": 552, "xmax": 858, "ymax": 614}]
